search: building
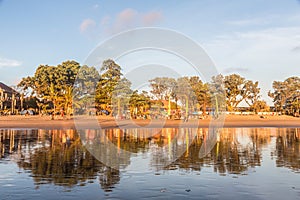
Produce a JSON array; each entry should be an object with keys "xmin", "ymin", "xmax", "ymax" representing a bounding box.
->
[{"xmin": 0, "ymin": 82, "xmax": 21, "ymax": 114}]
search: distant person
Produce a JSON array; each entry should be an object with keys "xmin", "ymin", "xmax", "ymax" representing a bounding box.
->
[
  {"xmin": 60, "ymin": 109, "xmax": 65, "ymax": 119},
  {"xmin": 50, "ymin": 111, "xmax": 54, "ymax": 120}
]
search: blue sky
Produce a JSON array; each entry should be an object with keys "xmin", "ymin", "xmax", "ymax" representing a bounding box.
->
[{"xmin": 1, "ymin": 0, "xmax": 300, "ymax": 104}]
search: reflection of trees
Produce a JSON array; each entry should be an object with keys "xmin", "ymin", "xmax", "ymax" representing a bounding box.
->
[
  {"xmin": 0, "ymin": 129, "xmax": 120, "ymax": 191},
  {"xmin": 167, "ymin": 136, "xmax": 204, "ymax": 171},
  {"xmin": 169, "ymin": 128, "xmax": 271, "ymax": 175},
  {"xmin": 82, "ymin": 128, "xmax": 189, "ymax": 170},
  {"xmin": 2, "ymin": 127, "xmax": 300, "ymax": 189},
  {"xmin": 274, "ymin": 128, "xmax": 300, "ymax": 172},
  {"xmin": 18, "ymin": 132, "xmax": 101, "ymax": 187},
  {"xmin": 148, "ymin": 128, "xmax": 196, "ymax": 170},
  {"xmin": 0, "ymin": 129, "xmax": 41, "ymax": 159},
  {"xmin": 247, "ymin": 128, "xmax": 271, "ymax": 167},
  {"xmin": 99, "ymin": 167, "xmax": 120, "ymax": 192},
  {"xmin": 171, "ymin": 128, "xmax": 300, "ymax": 175},
  {"xmin": 106, "ymin": 129, "xmax": 150, "ymax": 153},
  {"xmin": 210, "ymin": 132, "xmax": 249, "ymax": 174}
]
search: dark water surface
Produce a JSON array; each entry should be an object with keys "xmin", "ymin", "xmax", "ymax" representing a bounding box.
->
[{"xmin": 0, "ymin": 128, "xmax": 299, "ymax": 200}]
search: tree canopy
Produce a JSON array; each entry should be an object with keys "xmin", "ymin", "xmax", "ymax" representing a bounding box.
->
[{"xmin": 16, "ymin": 58, "xmax": 300, "ymax": 117}]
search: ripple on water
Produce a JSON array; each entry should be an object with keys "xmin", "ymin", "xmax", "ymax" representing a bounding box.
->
[{"xmin": 2, "ymin": 184, "xmax": 15, "ymax": 187}]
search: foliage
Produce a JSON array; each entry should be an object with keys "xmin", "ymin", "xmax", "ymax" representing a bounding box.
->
[
  {"xmin": 269, "ymin": 76, "xmax": 300, "ymax": 115},
  {"xmin": 252, "ymin": 100, "xmax": 269, "ymax": 113},
  {"xmin": 188, "ymin": 76, "xmax": 211, "ymax": 114},
  {"xmin": 16, "ymin": 57, "xmax": 300, "ymax": 117},
  {"xmin": 224, "ymin": 74, "xmax": 247, "ymax": 111},
  {"xmin": 95, "ymin": 59, "xmax": 133, "ymax": 115},
  {"xmin": 18, "ymin": 61, "xmax": 81, "ymax": 114},
  {"xmin": 223, "ymin": 74, "xmax": 261, "ymax": 111},
  {"xmin": 149, "ymin": 77, "xmax": 177, "ymax": 100},
  {"xmin": 129, "ymin": 90, "xmax": 151, "ymax": 116}
]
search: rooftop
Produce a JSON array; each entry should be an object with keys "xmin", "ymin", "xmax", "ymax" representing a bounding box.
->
[{"xmin": 0, "ymin": 82, "xmax": 18, "ymax": 94}]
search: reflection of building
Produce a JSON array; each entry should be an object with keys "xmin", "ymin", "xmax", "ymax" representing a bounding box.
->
[{"xmin": 0, "ymin": 82, "xmax": 21, "ymax": 114}]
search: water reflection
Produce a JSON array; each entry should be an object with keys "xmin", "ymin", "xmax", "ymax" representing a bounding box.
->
[
  {"xmin": 0, "ymin": 128, "xmax": 300, "ymax": 192},
  {"xmin": 274, "ymin": 128, "xmax": 300, "ymax": 172},
  {"xmin": 170, "ymin": 128, "xmax": 271, "ymax": 174},
  {"xmin": 80, "ymin": 128, "xmax": 198, "ymax": 170},
  {"xmin": 0, "ymin": 129, "xmax": 120, "ymax": 192}
]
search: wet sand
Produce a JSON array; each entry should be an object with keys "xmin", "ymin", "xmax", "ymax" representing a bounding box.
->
[{"xmin": 0, "ymin": 115, "xmax": 299, "ymax": 129}]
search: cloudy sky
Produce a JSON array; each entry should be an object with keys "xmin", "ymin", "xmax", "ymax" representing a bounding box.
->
[{"xmin": 1, "ymin": 0, "xmax": 300, "ymax": 104}]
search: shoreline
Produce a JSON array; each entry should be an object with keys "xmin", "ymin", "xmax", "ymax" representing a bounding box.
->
[{"xmin": 0, "ymin": 115, "xmax": 299, "ymax": 129}]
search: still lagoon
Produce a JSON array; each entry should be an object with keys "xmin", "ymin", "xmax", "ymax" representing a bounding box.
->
[{"xmin": 0, "ymin": 128, "xmax": 299, "ymax": 200}]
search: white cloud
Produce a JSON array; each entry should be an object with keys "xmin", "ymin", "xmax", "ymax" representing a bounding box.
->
[
  {"xmin": 204, "ymin": 26, "xmax": 300, "ymax": 104},
  {"xmin": 142, "ymin": 11, "xmax": 163, "ymax": 26},
  {"xmin": 111, "ymin": 8, "xmax": 138, "ymax": 33},
  {"xmin": 206, "ymin": 27, "xmax": 300, "ymax": 71},
  {"xmin": 226, "ymin": 18, "xmax": 271, "ymax": 26},
  {"xmin": 101, "ymin": 8, "xmax": 163, "ymax": 34},
  {"xmin": 80, "ymin": 9, "xmax": 163, "ymax": 37},
  {"xmin": 79, "ymin": 19, "xmax": 96, "ymax": 33},
  {"xmin": 226, "ymin": 14, "xmax": 300, "ymax": 27},
  {"xmin": 0, "ymin": 57, "xmax": 22, "ymax": 68}
]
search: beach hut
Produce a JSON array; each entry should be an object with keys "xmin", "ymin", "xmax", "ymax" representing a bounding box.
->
[{"xmin": 0, "ymin": 82, "xmax": 20, "ymax": 114}]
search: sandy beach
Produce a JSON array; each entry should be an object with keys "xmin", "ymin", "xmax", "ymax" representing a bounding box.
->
[{"xmin": 0, "ymin": 114, "xmax": 299, "ymax": 129}]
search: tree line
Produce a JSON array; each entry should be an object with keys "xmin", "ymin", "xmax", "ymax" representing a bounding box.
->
[{"xmin": 17, "ymin": 59, "xmax": 300, "ymax": 117}]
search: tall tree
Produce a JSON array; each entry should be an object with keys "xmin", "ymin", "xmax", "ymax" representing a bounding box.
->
[
  {"xmin": 73, "ymin": 65, "xmax": 100, "ymax": 114},
  {"xmin": 224, "ymin": 74, "xmax": 247, "ymax": 111},
  {"xmin": 129, "ymin": 90, "xmax": 151, "ymax": 117},
  {"xmin": 149, "ymin": 77, "xmax": 177, "ymax": 100},
  {"xmin": 111, "ymin": 78, "xmax": 132, "ymax": 116},
  {"xmin": 176, "ymin": 77, "xmax": 196, "ymax": 115},
  {"xmin": 209, "ymin": 74, "xmax": 226, "ymax": 115},
  {"xmin": 244, "ymin": 80, "xmax": 261, "ymax": 110},
  {"xmin": 95, "ymin": 59, "xmax": 129, "ymax": 114},
  {"xmin": 18, "ymin": 60, "xmax": 80, "ymax": 114},
  {"xmin": 269, "ymin": 76, "xmax": 300, "ymax": 114},
  {"xmin": 188, "ymin": 76, "xmax": 210, "ymax": 114},
  {"xmin": 75, "ymin": 65, "xmax": 100, "ymax": 96}
]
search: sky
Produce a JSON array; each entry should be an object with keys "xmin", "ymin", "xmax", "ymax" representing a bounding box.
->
[{"xmin": 1, "ymin": 0, "xmax": 300, "ymax": 104}]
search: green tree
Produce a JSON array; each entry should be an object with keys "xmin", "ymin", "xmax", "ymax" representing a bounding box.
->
[
  {"xmin": 18, "ymin": 60, "xmax": 81, "ymax": 114},
  {"xmin": 224, "ymin": 74, "xmax": 247, "ymax": 111},
  {"xmin": 149, "ymin": 77, "xmax": 177, "ymax": 100},
  {"xmin": 188, "ymin": 76, "xmax": 211, "ymax": 115},
  {"xmin": 96, "ymin": 59, "xmax": 129, "ymax": 114},
  {"xmin": 75, "ymin": 65, "xmax": 100, "ymax": 96},
  {"xmin": 209, "ymin": 74, "xmax": 226, "ymax": 115},
  {"xmin": 176, "ymin": 77, "xmax": 195, "ymax": 116},
  {"xmin": 149, "ymin": 77, "xmax": 178, "ymax": 117},
  {"xmin": 252, "ymin": 100, "xmax": 269, "ymax": 113},
  {"xmin": 269, "ymin": 76, "xmax": 300, "ymax": 115},
  {"xmin": 268, "ymin": 81, "xmax": 286, "ymax": 112},
  {"xmin": 73, "ymin": 65, "xmax": 100, "ymax": 114},
  {"xmin": 111, "ymin": 78, "xmax": 132, "ymax": 117},
  {"xmin": 129, "ymin": 90, "xmax": 151, "ymax": 117},
  {"xmin": 244, "ymin": 80, "xmax": 261, "ymax": 110}
]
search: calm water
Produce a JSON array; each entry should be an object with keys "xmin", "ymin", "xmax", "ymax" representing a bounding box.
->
[{"xmin": 0, "ymin": 128, "xmax": 300, "ymax": 200}]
